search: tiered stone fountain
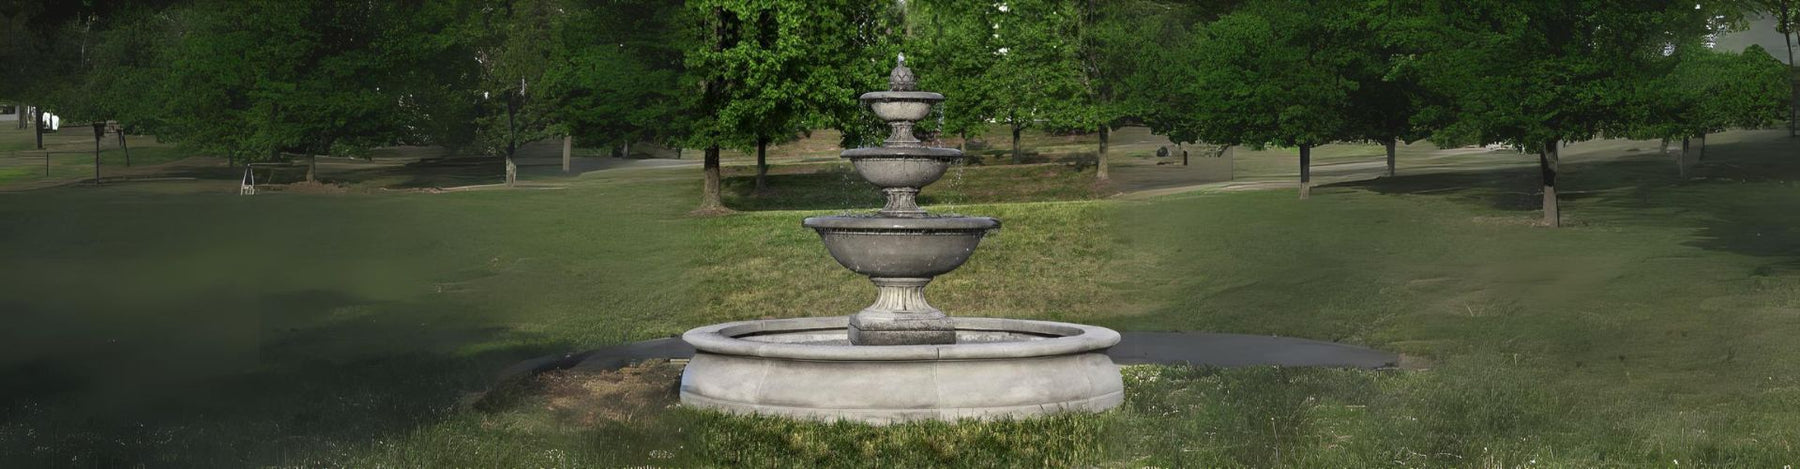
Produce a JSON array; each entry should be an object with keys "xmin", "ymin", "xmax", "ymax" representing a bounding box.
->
[{"xmin": 679, "ymin": 57, "xmax": 1123, "ymax": 424}]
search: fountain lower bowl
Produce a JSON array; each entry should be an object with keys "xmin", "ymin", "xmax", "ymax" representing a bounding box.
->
[
  {"xmin": 803, "ymin": 216, "xmax": 999, "ymax": 278},
  {"xmin": 680, "ymin": 316, "xmax": 1124, "ymax": 424}
]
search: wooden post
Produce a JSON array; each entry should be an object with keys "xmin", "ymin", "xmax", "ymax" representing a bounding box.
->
[
  {"xmin": 93, "ymin": 122, "xmax": 105, "ymax": 184},
  {"xmin": 119, "ymin": 125, "xmax": 130, "ymax": 167},
  {"xmin": 561, "ymin": 135, "xmax": 573, "ymax": 173},
  {"xmin": 1298, "ymin": 143, "xmax": 1312, "ymax": 200}
]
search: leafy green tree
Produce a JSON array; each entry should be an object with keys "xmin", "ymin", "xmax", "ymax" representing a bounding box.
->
[
  {"xmin": 906, "ymin": 0, "xmax": 1002, "ymax": 148},
  {"xmin": 1163, "ymin": 0, "xmax": 1363, "ymax": 199},
  {"xmin": 462, "ymin": 0, "xmax": 565, "ymax": 186},
  {"xmin": 1623, "ymin": 45, "xmax": 1789, "ymax": 175},
  {"xmin": 684, "ymin": 0, "xmax": 896, "ymax": 212},
  {"xmin": 1758, "ymin": 0, "xmax": 1798, "ymax": 136},
  {"xmin": 1079, "ymin": 0, "xmax": 1173, "ymax": 182},
  {"xmin": 909, "ymin": 0, "xmax": 1089, "ymax": 163},
  {"xmin": 1420, "ymin": 1, "xmax": 1702, "ymax": 226},
  {"xmin": 1345, "ymin": 0, "xmax": 1450, "ymax": 178},
  {"xmin": 540, "ymin": 0, "xmax": 687, "ymax": 165}
]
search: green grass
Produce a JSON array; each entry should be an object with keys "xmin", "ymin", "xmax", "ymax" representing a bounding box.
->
[{"xmin": 4, "ymin": 129, "xmax": 1800, "ymax": 466}]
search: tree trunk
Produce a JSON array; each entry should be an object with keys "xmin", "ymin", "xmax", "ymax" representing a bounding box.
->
[
  {"xmin": 623, "ymin": 140, "xmax": 631, "ymax": 159},
  {"xmin": 1298, "ymin": 143, "xmax": 1312, "ymax": 199},
  {"xmin": 1179, "ymin": 143, "xmax": 1188, "ymax": 166},
  {"xmin": 1384, "ymin": 138, "xmax": 1397, "ymax": 178},
  {"xmin": 121, "ymin": 129, "xmax": 130, "ymax": 168},
  {"xmin": 15, "ymin": 104, "xmax": 24, "ymax": 129},
  {"xmin": 34, "ymin": 109, "xmax": 44, "ymax": 150},
  {"xmin": 1541, "ymin": 139, "xmax": 1560, "ymax": 228},
  {"xmin": 306, "ymin": 154, "xmax": 317, "ymax": 183},
  {"xmin": 1096, "ymin": 125, "xmax": 1111, "ymax": 182},
  {"xmin": 1011, "ymin": 124, "xmax": 1023, "ymax": 164},
  {"xmin": 561, "ymin": 135, "xmax": 572, "ymax": 173},
  {"xmin": 699, "ymin": 146, "xmax": 725, "ymax": 212},
  {"xmin": 93, "ymin": 123, "xmax": 102, "ymax": 184},
  {"xmin": 1698, "ymin": 133, "xmax": 1707, "ymax": 160},
  {"xmin": 1784, "ymin": 27, "xmax": 1796, "ymax": 137},
  {"xmin": 755, "ymin": 136, "xmax": 769, "ymax": 193}
]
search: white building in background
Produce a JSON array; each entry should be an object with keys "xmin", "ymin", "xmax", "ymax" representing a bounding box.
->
[
  {"xmin": 6, "ymin": 106, "xmax": 59, "ymax": 130},
  {"xmin": 1715, "ymin": 14, "xmax": 1795, "ymax": 64}
]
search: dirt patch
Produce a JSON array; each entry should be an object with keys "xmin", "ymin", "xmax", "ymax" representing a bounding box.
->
[
  {"xmin": 269, "ymin": 180, "xmax": 354, "ymax": 194},
  {"xmin": 1470, "ymin": 215, "xmax": 1595, "ymax": 228},
  {"xmin": 689, "ymin": 206, "xmax": 736, "ymax": 217},
  {"xmin": 537, "ymin": 360, "xmax": 682, "ymax": 426},
  {"xmin": 1470, "ymin": 215, "xmax": 1542, "ymax": 227}
]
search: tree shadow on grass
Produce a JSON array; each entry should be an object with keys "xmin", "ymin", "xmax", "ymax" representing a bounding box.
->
[
  {"xmin": 0, "ymin": 287, "xmax": 567, "ymax": 467},
  {"xmin": 1325, "ymin": 156, "xmax": 1621, "ymax": 213},
  {"xmin": 1328, "ymin": 134, "xmax": 1800, "ymax": 270}
]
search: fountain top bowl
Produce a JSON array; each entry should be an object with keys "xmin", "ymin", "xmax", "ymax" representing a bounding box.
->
[{"xmin": 860, "ymin": 90, "xmax": 946, "ymax": 103}]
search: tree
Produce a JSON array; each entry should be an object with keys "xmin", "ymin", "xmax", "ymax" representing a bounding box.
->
[
  {"xmin": 469, "ymin": 0, "xmax": 564, "ymax": 183},
  {"xmin": 1420, "ymin": 1, "xmax": 1702, "ymax": 227},
  {"xmin": 684, "ymin": 0, "xmax": 896, "ymax": 212},
  {"xmin": 1623, "ymin": 45, "xmax": 1789, "ymax": 175},
  {"xmin": 1076, "ymin": 0, "xmax": 1246, "ymax": 178},
  {"xmin": 1755, "ymin": 0, "xmax": 1798, "ymax": 136},
  {"xmin": 1346, "ymin": 0, "xmax": 1450, "ymax": 178},
  {"xmin": 540, "ymin": 0, "xmax": 687, "ymax": 168},
  {"xmin": 152, "ymin": 0, "xmax": 478, "ymax": 180},
  {"xmin": 906, "ymin": 0, "xmax": 1002, "ymax": 150},
  {"xmin": 1165, "ymin": 0, "xmax": 1362, "ymax": 199},
  {"xmin": 909, "ymin": 0, "xmax": 1089, "ymax": 164},
  {"xmin": 1076, "ymin": 0, "xmax": 1144, "ymax": 183}
]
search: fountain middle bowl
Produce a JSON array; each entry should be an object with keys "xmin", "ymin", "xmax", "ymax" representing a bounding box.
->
[
  {"xmin": 841, "ymin": 147, "xmax": 963, "ymax": 189},
  {"xmin": 802, "ymin": 215, "xmax": 999, "ymax": 278}
]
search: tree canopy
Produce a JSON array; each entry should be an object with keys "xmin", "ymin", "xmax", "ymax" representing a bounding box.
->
[{"xmin": 0, "ymin": 0, "xmax": 1793, "ymax": 215}]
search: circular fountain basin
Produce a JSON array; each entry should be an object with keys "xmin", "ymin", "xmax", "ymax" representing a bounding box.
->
[
  {"xmin": 680, "ymin": 316, "xmax": 1124, "ymax": 424},
  {"xmin": 802, "ymin": 216, "xmax": 999, "ymax": 278}
]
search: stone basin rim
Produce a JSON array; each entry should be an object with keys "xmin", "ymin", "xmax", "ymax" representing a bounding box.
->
[
  {"xmin": 683, "ymin": 316, "xmax": 1121, "ymax": 360},
  {"xmin": 859, "ymin": 91, "xmax": 945, "ymax": 102},
  {"xmin": 840, "ymin": 147, "xmax": 963, "ymax": 159},
  {"xmin": 802, "ymin": 215, "xmax": 999, "ymax": 231}
]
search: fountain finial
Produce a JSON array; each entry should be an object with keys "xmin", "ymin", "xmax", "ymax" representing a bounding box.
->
[{"xmin": 889, "ymin": 53, "xmax": 917, "ymax": 92}]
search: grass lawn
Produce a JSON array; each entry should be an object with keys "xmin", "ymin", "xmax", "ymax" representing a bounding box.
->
[{"xmin": 2, "ymin": 129, "xmax": 1799, "ymax": 466}]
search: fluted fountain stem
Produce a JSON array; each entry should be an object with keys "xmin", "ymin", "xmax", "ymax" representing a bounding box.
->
[
  {"xmin": 865, "ymin": 277, "xmax": 941, "ymax": 314},
  {"xmin": 880, "ymin": 188, "xmax": 925, "ymax": 217},
  {"xmin": 885, "ymin": 121, "xmax": 922, "ymax": 147},
  {"xmin": 848, "ymin": 277, "xmax": 955, "ymax": 345}
]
